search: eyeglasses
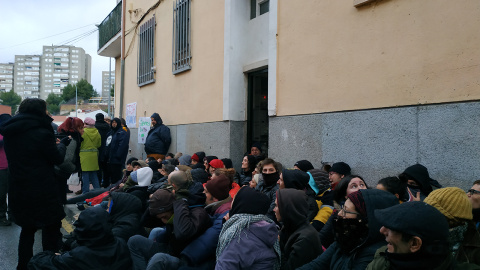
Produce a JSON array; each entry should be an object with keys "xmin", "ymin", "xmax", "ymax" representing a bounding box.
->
[
  {"xmin": 339, "ymin": 206, "xmax": 360, "ymax": 217},
  {"xmin": 467, "ymin": 189, "xmax": 480, "ymax": 195}
]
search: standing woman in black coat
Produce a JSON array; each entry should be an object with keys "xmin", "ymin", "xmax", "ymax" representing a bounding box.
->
[{"xmin": 0, "ymin": 98, "xmax": 70, "ymax": 270}]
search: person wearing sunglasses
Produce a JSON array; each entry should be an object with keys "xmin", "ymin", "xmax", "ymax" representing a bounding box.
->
[{"xmin": 467, "ymin": 180, "xmax": 480, "ymax": 230}]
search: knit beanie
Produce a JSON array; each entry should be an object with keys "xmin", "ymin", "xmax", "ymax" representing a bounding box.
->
[
  {"xmin": 149, "ymin": 189, "xmax": 175, "ymax": 216},
  {"xmin": 95, "ymin": 113, "xmax": 104, "ymax": 121},
  {"xmin": 191, "ymin": 154, "xmax": 200, "ymax": 162},
  {"xmin": 347, "ymin": 190, "xmax": 367, "ymax": 219},
  {"xmin": 329, "ymin": 162, "xmax": 351, "ymax": 176},
  {"xmin": 209, "ymin": 159, "xmax": 224, "ymax": 169},
  {"xmin": 294, "ymin": 160, "xmax": 314, "ymax": 172},
  {"xmin": 84, "ymin": 117, "xmax": 95, "ymax": 126},
  {"xmin": 424, "ymin": 187, "xmax": 473, "ymax": 223},
  {"xmin": 179, "ymin": 155, "xmax": 192, "ymax": 166},
  {"xmin": 205, "ymin": 174, "xmax": 231, "ymax": 201},
  {"xmin": 126, "ymin": 157, "xmax": 138, "ymax": 165}
]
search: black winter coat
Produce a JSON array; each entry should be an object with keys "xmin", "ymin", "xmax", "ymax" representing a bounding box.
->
[
  {"xmin": 105, "ymin": 124, "xmax": 129, "ymax": 165},
  {"xmin": 0, "ymin": 113, "xmax": 66, "ymax": 227},
  {"xmin": 144, "ymin": 114, "xmax": 171, "ymax": 155},
  {"xmin": 109, "ymin": 192, "xmax": 143, "ymax": 241},
  {"xmin": 95, "ymin": 120, "xmax": 110, "ymax": 162}
]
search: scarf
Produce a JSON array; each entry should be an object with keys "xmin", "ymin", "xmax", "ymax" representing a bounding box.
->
[
  {"xmin": 216, "ymin": 213, "xmax": 281, "ymax": 270},
  {"xmin": 448, "ymin": 222, "xmax": 468, "ymax": 257}
]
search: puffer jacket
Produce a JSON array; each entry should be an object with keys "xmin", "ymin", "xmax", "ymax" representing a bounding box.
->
[
  {"xmin": 108, "ymin": 192, "xmax": 143, "ymax": 241},
  {"xmin": 144, "ymin": 113, "xmax": 171, "ymax": 155},
  {"xmin": 298, "ymin": 189, "xmax": 399, "ymax": 270}
]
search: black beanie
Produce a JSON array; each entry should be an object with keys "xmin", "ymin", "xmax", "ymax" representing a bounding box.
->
[
  {"xmin": 95, "ymin": 113, "xmax": 104, "ymax": 121},
  {"xmin": 126, "ymin": 157, "xmax": 138, "ymax": 165},
  {"xmin": 229, "ymin": 186, "xmax": 270, "ymax": 217},
  {"xmin": 329, "ymin": 162, "xmax": 351, "ymax": 176},
  {"xmin": 294, "ymin": 160, "xmax": 314, "ymax": 172}
]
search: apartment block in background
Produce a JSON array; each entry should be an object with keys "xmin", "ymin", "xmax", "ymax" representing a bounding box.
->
[
  {"xmin": 40, "ymin": 45, "xmax": 92, "ymax": 99},
  {"xmin": 14, "ymin": 55, "xmax": 41, "ymax": 99},
  {"xmin": 0, "ymin": 63, "xmax": 14, "ymax": 93},
  {"xmin": 101, "ymin": 71, "xmax": 115, "ymax": 98}
]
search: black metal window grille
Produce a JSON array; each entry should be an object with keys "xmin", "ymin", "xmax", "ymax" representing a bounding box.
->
[
  {"xmin": 172, "ymin": 0, "xmax": 191, "ymax": 74},
  {"xmin": 138, "ymin": 15, "xmax": 155, "ymax": 87}
]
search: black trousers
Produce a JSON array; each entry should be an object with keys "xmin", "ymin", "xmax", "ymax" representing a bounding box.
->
[
  {"xmin": 17, "ymin": 221, "xmax": 62, "ymax": 270},
  {"xmin": 104, "ymin": 163, "xmax": 122, "ymax": 188}
]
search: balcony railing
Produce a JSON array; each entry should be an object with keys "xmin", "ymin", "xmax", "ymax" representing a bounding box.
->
[{"xmin": 98, "ymin": 1, "xmax": 122, "ymax": 50}]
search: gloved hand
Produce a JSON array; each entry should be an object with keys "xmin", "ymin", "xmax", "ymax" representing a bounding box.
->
[
  {"xmin": 175, "ymin": 189, "xmax": 190, "ymax": 201},
  {"xmin": 60, "ymin": 136, "xmax": 72, "ymax": 146}
]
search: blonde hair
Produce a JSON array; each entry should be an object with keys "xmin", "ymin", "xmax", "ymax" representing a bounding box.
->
[{"xmin": 214, "ymin": 168, "xmax": 236, "ymax": 184}]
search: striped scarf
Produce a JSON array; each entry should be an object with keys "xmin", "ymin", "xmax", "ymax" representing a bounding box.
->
[{"xmin": 216, "ymin": 214, "xmax": 281, "ymax": 269}]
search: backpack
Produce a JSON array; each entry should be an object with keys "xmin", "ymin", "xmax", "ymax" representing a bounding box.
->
[{"xmin": 54, "ymin": 139, "xmax": 78, "ymax": 178}]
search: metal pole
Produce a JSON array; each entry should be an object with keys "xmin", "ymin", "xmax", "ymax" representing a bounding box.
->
[
  {"xmin": 108, "ymin": 57, "xmax": 112, "ymax": 117},
  {"xmin": 75, "ymin": 84, "xmax": 78, "ymax": 117}
]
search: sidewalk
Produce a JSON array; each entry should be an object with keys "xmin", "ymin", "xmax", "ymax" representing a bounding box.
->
[{"xmin": 62, "ymin": 184, "xmax": 83, "ymax": 235}]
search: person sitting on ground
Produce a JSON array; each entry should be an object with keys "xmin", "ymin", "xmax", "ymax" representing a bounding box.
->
[
  {"xmin": 190, "ymin": 167, "xmax": 210, "ymax": 185},
  {"xmin": 29, "ymin": 207, "xmax": 132, "ymax": 270},
  {"xmin": 275, "ymin": 189, "xmax": 322, "ymax": 269},
  {"xmin": 121, "ymin": 166, "xmax": 153, "ymax": 192},
  {"xmin": 178, "ymin": 154, "xmax": 191, "ymax": 167},
  {"xmin": 255, "ymin": 158, "xmax": 281, "ymax": 223},
  {"xmin": 328, "ymin": 162, "xmax": 351, "ymax": 191},
  {"xmin": 424, "ymin": 187, "xmax": 480, "ymax": 265},
  {"xmin": 277, "ymin": 169, "xmax": 319, "ymax": 222},
  {"xmin": 190, "ymin": 152, "xmax": 206, "ymax": 170},
  {"xmin": 399, "ymin": 163, "xmax": 442, "ymax": 202},
  {"xmin": 212, "ymin": 167, "xmax": 241, "ymax": 198},
  {"xmin": 239, "ymin": 155, "xmax": 257, "ymax": 186},
  {"xmin": 216, "ymin": 187, "xmax": 281, "ymax": 270},
  {"xmin": 249, "ymin": 160, "xmax": 263, "ymax": 189},
  {"xmin": 147, "ymin": 163, "xmax": 176, "ymax": 194},
  {"xmin": 294, "ymin": 160, "xmax": 325, "ymax": 195},
  {"xmin": 319, "ymin": 175, "xmax": 369, "ymax": 248},
  {"xmin": 299, "ymin": 189, "xmax": 398, "ymax": 270},
  {"xmin": 147, "ymin": 174, "xmax": 234, "ymax": 269},
  {"xmin": 147, "ymin": 160, "xmax": 162, "ymax": 183},
  {"xmin": 366, "ymin": 202, "xmax": 454, "ymax": 270},
  {"xmin": 376, "ymin": 176, "xmax": 407, "ymax": 203},
  {"xmin": 128, "ymin": 171, "xmax": 211, "ymax": 270},
  {"xmin": 468, "ymin": 180, "xmax": 480, "ymax": 230}
]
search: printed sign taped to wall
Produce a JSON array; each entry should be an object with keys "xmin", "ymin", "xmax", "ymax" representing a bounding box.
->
[
  {"xmin": 126, "ymin": 102, "xmax": 137, "ymax": 128},
  {"xmin": 138, "ymin": 117, "xmax": 151, "ymax": 144}
]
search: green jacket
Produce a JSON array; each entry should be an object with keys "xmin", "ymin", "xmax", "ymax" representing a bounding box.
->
[
  {"xmin": 80, "ymin": 127, "xmax": 101, "ymax": 171},
  {"xmin": 367, "ymin": 246, "xmax": 480, "ymax": 270}
]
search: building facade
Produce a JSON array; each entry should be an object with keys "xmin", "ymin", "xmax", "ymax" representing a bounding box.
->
[
  {"xmin": 40, "ymin": 45, "xmax": 91, "ymax": 99},
  {"xmin": 101, "ymin": 71, "xmax": 115, "ymax": 98},
  {"xmin": 98, "ymin": 0, "xmax": 480, "ymax": 189},
  {"xmin": 13, "ymin": 55, "xmax": 41, "ymax": 99},
  {"xmin": 0, "ymin": 63, "xmax": 14, "ymax": 93}
]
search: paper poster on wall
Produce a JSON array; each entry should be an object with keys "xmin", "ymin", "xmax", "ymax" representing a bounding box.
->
[
  {"xmin": 126, "ymin": 102, "xmax": 137, "ymax": 128},
  {"xmin": 138, "ymin": 117, "xmax": 151, "ymax": 144}
]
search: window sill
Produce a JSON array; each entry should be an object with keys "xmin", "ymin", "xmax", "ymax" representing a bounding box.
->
[{"xmin": 172, "ymin": 65, "xmax": 191, "ymax": 75}]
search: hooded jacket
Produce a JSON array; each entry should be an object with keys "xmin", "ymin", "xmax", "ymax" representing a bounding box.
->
[
  {"xmin": 0, "ymin": 113, "xmax": 66, "ymax": 227},
  {"xmin": 80, "ymin": 127, "xmax": 101, "ymax": 171},
  {"xmin": 144, "ymin": 113, "xmax": 171, "ymax": 155},
  {"xmin": 282, "ymin": 169, "xmax": 319, "ymax": 222},
  {"xmin": 108, "ymin": 192, "xmax": 144, "ymax": 241},
  {"xmin": 298, "ymin": 189, "xmax": 399, "ymax": 270},
  {"xmin": 105, "ymin": 118, "xmax": 129, "ymax": 165},
  {"xmin": 402, "ymin": 164, "xmax": 442, "ymax": 198},
  {"xmin": 29, "ymin": 207, "xmax": 132, "ymax": 270},
  {"xmin": 95, "ymin": 119, "xmax": 110, "ymax": 162},
  {"xmin": 277, "ymin": 189, "xmax": 322, "ymax": 270}
]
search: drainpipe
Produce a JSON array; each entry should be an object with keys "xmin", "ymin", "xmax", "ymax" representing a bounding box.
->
[{"xmin": 119, "ymin": 0, "xmax": 126, "ymax": 118}]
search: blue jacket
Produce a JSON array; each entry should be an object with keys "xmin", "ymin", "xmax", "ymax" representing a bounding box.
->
[
  {"xmin": 106, "ymin": 120, "xmax": 129, "ymax": 165},
  {"xmin": 144, "ymin": 113, "xmax": 171, "ymax": 155}
]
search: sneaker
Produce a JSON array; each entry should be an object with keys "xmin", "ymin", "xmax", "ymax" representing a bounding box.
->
[
  {"xmin": 74, "ymin": 190, "xmax": 82, "ymax": 195},
  {"xmin": 0, "ymin": 219, "xmax": 11, "ymax": 226},
  {"xmin": 66, "ymin": 189, "xmax": 74, "ymax": 194}
]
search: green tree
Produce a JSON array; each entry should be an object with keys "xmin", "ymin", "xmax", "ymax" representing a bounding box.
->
[
  {"xmin": 110, "ymin": 84, "xmax": 114, "ymax": 97},
  {"xmin": 46, "ymin": 93, "xmax": 63, "ymax": 115},
  {"xmin": 61, "ymin": 79, "xmax": 96, "ymax": 102},
  {"xmin": 0, "ymin": 89, "xmax": 22, "ymax": 115}
]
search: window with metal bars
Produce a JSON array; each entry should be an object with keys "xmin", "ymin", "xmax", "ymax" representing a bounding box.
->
[
  {"xmin": 172, "ymin": 0, "xmax": 191, "ymax": 74},
  {"xmin": 137, "ymin": 15, "xmax": 155, "ymax": 87}
]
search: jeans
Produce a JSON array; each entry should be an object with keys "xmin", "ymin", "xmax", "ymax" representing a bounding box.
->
[
  {"xmin": 18, "ymin": 222, "xmax": 61, "ymax": 270},
  {"xmin": 82, "ymin": 171, "xmax": 100, "ymax": 194},
  {"xmin": 148, "ymin": 227, "xmax": 168, "ymax": 243},
  {"xmin": 147, "ymin": 253, "xmax": 185, "ymax": 270},
  {"xmin": 128, "ymin": 235, "xmax": 168, "ymax": 270},
  {"xmin": 0, "ymin": 169, "xmax": 8, "ymax": 219}
]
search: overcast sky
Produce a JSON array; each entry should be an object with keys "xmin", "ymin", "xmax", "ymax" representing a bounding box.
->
[{"xmin": 0, "ymin": 0, "xmax": 118, "ymax": 94}]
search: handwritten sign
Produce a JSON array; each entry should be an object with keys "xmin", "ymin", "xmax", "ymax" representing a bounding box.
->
[
  {"xmin": 126, "ymin": 102, "xmax": 137, "ymax": 128},
  {"xmin": 138, "ymin": 117, "xmax": 151, "ymax": 144}
]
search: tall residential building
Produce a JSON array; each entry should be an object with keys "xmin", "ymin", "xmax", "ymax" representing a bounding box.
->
[
  {"xmin": 102, "ymin": 71, "xmax": 115, "ymax": 98},
  {"xmin": 0, "ymin": 63, "xmax": 14, "ymax": 92},
  {"xmin": 14, "ymin": 55, "xmax": 41, "ymax": 99},
  {"xmin": 40, "ymin": 45, "xmax": 91, "ymax": 99}
]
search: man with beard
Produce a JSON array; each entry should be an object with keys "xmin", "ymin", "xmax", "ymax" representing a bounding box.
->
[{"xmin": 144, "ymin": 113, "xmax": 171, "ymax": 161}]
